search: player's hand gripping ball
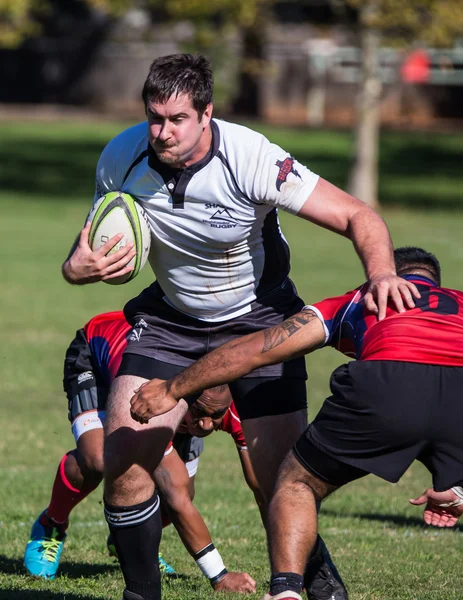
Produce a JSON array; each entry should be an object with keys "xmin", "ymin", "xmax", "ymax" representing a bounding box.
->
[{"xmin": 88, "ymin": 192, "xmax": 151, "ymax": 285}]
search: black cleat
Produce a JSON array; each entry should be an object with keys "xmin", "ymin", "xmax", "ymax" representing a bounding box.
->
[{"xmin": 304, "ymin": 536, "xmax": 348, "ymax": 600}]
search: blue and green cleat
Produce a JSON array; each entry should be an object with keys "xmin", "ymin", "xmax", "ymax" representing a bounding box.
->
[
  {"xmin": 158, "ymin": 553, "xmax": 176, "ymax": 575},
  {"xmin": 24, "ymin": 510, "xmax": 67, "ymax": 579}
]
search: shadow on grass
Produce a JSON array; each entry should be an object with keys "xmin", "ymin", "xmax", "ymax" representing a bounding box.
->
[
  {"xmin": 0, "ymin": 138, "xmax": 105, "ymax": 201},
  {"xmin": 0, "ymin": 554, "xmax": 119, "ymax": 578},
  {"xmin": 321, "ymin": 508, "xmax": 462, "ymax": 530},
  {"xmin": 352, "ymin": 512, "xmax": 429, "ymax": 528},
  {"xmin": 0, "ymin": 129, "xmax": 462, "ymax": 210},
  {"xmin": 378, "ymin": 139, "xmax": 463, "ymax": 210}
]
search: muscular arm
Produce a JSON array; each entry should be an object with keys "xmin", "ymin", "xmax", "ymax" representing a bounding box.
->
[
  {"xmin": 237, "ymin": 447, "xmax": 266, "ymax": 528},
  {"xmin": 154, "ymin": 449, "xmax": 256, "ymax": 593},
  {"xmin": 130, "ymin": 310, "xmax": 325, "ymax": 421},
  {"xmin": 297, "ymin": 178, "xmax": 393, "ymax": 274},
  {"xmin": 169, "ymin": 309, "xmax": 324, "ymax": 400},
  {"xmin": 297, "ymin": 177, "xmax": 419, "ymax": 319},
  {"xmin": 154, "ymin": 450, "xmax": 211, "ymax": 555}
]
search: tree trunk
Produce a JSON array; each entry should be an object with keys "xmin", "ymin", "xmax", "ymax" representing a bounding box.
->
[
  {"xmin": 232, "ymin": 10, "xmax": 268, "ymax": 117},
  {"xmin": 348, "ymin": 5, "xmax": 381, "ymax": 209}
]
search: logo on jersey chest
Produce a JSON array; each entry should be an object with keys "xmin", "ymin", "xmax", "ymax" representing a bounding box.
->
[
  {"xmin": 203, "ymin": 203, "xmax": 238, "ymax": 229},
  {"xmin": 275, "ymin": 157, "xmax": 302, "ymax": 191}
]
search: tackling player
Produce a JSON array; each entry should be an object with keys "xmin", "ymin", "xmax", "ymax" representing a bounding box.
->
[
  {"xmin": 23, "ymin": 311, "xmax": 256, "ymax": 593},
  {"xmin": 62, "ymin": 53, "xmax": 419, "ymax": 600},
  {"xmin": 130, "ymin": 247, "xmax": 463, "ymax": 599}
]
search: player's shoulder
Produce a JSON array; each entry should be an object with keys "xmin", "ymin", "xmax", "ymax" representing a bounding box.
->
[
  {"xmin": 306, "ymin": 284, "xmax": 368, "ymax": 329},
  {"xmin": 441, "ymin": 285, "xmax": 463, "ymax": 299},
  {"xmin": 309, "ymin": 284, "xmax": 367, "ymax": 311},
  {"xmin": 100, "ymin": 122, "xmax": 149, "ymax": 164},
  {"xmin": 214, "ymin": 118, "xmax": 269, "ymax": 155}
]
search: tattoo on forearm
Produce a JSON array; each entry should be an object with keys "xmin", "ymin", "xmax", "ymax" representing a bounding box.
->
[{"xmin": 261, "ymin": 310, "xmax": 318, "ymax": 353}]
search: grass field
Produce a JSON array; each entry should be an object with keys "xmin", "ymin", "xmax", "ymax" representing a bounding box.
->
[{"xmin": 1, "ymin": 119, "xmax": 463, "ymax": 600}]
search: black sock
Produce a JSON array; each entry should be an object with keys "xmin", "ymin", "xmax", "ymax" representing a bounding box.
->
[
  {"xmin": 104, "ymin": 493, "xmax": 162, "ymax": 600},
  {"xmin": 270, "ymin": 572, "xmax": 304, "ymax": 596}
]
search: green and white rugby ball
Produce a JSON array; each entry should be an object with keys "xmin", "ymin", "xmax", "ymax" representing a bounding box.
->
[{"xmin": 88, "ymin": 191, "xmax": 151, "ymax": 285}]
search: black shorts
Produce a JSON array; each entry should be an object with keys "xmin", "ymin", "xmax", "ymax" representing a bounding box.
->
[
  {"xmin": 63, "ymin": 328, "xmax": 108, "ymax": 422},
  {"xmin": 293, "ymin": 361, "xmax": 463, "ymax": 492},
  {"xmin": 118, "ymin": 279, "xmax": 308, "ymax": 420}
]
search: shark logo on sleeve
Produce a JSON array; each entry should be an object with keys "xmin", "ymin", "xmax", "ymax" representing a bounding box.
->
[{"xmin": 275, "ymin": 157, "xmax": 302, "ymax": 191}]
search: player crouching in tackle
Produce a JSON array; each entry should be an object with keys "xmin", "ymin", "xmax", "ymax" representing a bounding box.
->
[
  {"xmin": 130, "ymin": 247, "xmax": 463, "ymax": 599},
  {"xmin": 24, "ymin": 311, "xmax": 256, "ymax": 593}
]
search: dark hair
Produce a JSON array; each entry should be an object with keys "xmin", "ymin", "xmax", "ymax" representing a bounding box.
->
[
  {"xmin": 142, "ymin": 53, "xmax": 213, "ymax": 117},
  {"xmin": 394, "ymin": 246, "xmax": 441, "ymax": 285}
]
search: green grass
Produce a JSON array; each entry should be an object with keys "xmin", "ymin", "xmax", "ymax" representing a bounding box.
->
[{"xmin": 1, "ymin": 120, "xmax": 463, "ymax": 599}]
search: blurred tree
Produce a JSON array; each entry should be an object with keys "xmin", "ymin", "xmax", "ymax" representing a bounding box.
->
[
  {"xmin": 339, "ymin": 0, "xmax": 463, "ymax": 208},
  {"xmin": 0, "ymin": 0, "xmax": 129, "ymax": 48},
  {"xmin": 147, "ymin": 0, "xmax": 275, "ymax": 115},
  {"xmin": 0, "ymin": 0, "xmax": 274, "ymax": 114}
]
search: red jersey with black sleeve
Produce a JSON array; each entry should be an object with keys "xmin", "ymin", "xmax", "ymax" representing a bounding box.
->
[
  {"xmin": 306, "ymin": 275, "xmax": 463, "ymax": 366},
  {"xmin": 83, "ymin": 311, "xmax": 131, "ymax": 383}
]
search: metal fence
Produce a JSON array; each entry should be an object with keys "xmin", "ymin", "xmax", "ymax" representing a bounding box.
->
[{"xmin": 308, "ymin": 46, "xmax": 463, "ymax": 86}]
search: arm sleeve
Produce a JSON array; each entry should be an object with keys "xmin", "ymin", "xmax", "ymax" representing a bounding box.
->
[
  {"xmin": 221, "ymin": 403, "xmax": 247, "ymax": 449},
  {"xmin": 304, "ymin": 287, "xmax": 364, "ymax": 348},
  {"xmin": 243, "ymin": 133, "xmax": 320, "ymax": 214},
  {"xmin": 93, "ymin": 137, "xmax": 126, "ymax": 204}
]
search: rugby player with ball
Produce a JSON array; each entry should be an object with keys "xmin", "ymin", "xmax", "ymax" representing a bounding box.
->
[{"xmin": 62, "ymin": 53, "xmax": 418, "ymax": 600}]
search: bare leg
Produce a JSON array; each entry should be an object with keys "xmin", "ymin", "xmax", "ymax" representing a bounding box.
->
[
  {"xmin": 65, "ymin": 427, "xmax": 104, "ymax": 492},
  {"xmin": 104, "ymin": 375, "xmax": 188, "ymax": 505},
  {"xmin": 268, "ymin": 452, "xmax": 336, "ymax": 575},
  {"xmin": 103, "ymin": 375, "xmax": 188, "ymax": 600}
]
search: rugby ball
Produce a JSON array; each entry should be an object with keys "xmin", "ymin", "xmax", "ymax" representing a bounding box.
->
[{"xmin": 88, "ymin": 191, "xmax": 151, "ymax": 285}]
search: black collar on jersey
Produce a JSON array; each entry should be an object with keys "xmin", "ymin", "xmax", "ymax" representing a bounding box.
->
[{"xmin": 143, "ymin": 119, "xmax": 220, "ymax": 209}]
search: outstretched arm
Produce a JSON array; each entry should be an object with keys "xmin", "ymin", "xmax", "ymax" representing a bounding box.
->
[
  {"xmin": 155, "ymin": 449, "xmax": 256, "ymax": 592},
  {"xmin": 297, "ymin": 178, "xmax": 420, "ymax": 320},
  {"xmin": 130, "ymin": 309, "xmax": 325, "ymax": 422},
  {"xmin": 237, "ymin": 447, "xmax": 266, "ymax": 528}
]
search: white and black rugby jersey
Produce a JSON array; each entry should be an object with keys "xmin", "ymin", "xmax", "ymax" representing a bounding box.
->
[{"xmin": 92, "ymin": 118, "xmax": 319, "ymax": 322}]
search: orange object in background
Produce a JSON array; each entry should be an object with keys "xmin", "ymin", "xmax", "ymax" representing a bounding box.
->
[{"xmin": 401, "ymin": 49, "xmax": 431, "ymax": 84}]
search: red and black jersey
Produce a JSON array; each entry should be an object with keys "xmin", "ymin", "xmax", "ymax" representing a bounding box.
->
[
  {"xmin": 83, "ymin": 311, "xmax": 131, "ymax": 384},
  {"xmin": 306, "ymin": 275, "xmax": 463, "ymax": 366}
]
